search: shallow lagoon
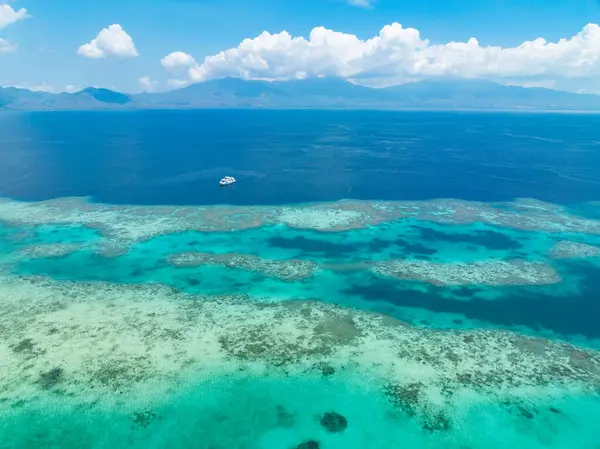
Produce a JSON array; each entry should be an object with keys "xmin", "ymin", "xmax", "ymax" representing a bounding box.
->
[
  {"xmin": 1, "ymin": 197, "xmax": 600, "ymax": 448},
  {"xmin": 3, "ymin": 196, "xmax": 600, "ymax": 346},
  {"xmin": 1, "ymin": 268, "xmax": 600, "ymax": 449}
]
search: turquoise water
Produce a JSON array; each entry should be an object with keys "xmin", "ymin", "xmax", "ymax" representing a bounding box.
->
[
  {"xmin": 3, "ymin": 371, "xmax": 600, "ymax": 449},
  {"xmin": 8, "ymin": 214, "xmax": 600, "ymax": 347},
  {"xmin": 2, "ymin": 198, "xmax": 600, "ymax": 448}
]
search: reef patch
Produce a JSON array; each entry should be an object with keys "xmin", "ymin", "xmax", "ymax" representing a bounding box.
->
[
  {"xmin": 372, "ymin": 259, "xmax": 561, "ymax": 287},
  {"xmin": 167, "ymin": 252, "xmax": 318, "ymax": 281}
]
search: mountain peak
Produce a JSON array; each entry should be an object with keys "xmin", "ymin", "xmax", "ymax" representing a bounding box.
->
[{"xmin": 76, "ymin": 87, "xmax": 132, "ymax": 105}]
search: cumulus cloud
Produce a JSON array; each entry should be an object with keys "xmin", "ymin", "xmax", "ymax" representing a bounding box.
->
[
  {"xmin": 0, "ymin": 37, "xmax": 16, "ymax": 53},
  {"xmin": 165, "ymin": 22, "xmax": 600, "ymax": 91},
  {"xmin": 0, "ymin": 4, "xmax": 28, "ymax": 30},
  {"xmin": 78, "ymin": 24, "xmax": 139, "ymax": 58},
  {"xmin": 138, "ymin": 75, "xmax": 159, "ymax": 92},
  {"xmin": 168, "ymin": 78, "xmax": 191, "ymax": 89},
  {"xmin": 161, "ymin": 51, "xmax": 197, "ymax": 73}
]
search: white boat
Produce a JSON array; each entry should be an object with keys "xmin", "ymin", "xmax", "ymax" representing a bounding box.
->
[{"xmin": 219, "ymin": 176, "xmax": 236, "ymax": 186}]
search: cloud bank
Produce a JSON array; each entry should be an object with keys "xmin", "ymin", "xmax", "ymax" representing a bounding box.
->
[
  {"xmin": 0, "ymin": 4, "xmax": 28, "ymax": 30},
  {"xmin": 161, "ymin": 23, "xmax": 600, "ymax": 91},
  {"xmin": 78, "ymin": 24, "xmax": 139, "ymax": 59}
]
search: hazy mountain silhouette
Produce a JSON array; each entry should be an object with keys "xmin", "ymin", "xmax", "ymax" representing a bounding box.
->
[{"xmin": 2, "ymin": 78, "xmax": 600, "ymax": 111}]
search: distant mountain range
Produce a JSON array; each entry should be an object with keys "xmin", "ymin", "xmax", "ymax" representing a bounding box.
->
[{"xmin": 2, "ymin": 78, "xmax": 600, "ymax": 111}]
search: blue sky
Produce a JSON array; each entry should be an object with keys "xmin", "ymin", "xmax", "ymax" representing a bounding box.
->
[{"xmin": 1, "ymin": 0, "xmax": 600, "ymax": 93}]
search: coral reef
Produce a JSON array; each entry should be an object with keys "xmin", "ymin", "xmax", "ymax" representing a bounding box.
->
[
  {"xmin": 0, "ymin": 272, "xmax": 598, "ymax": 424},
  {"xmin": 295, "ymin": 441, "xmax": 320, "ymax": 449},
  {"xmin": 319, "ymin": 412, "xmax": 348, "ymax": 433},
  {"xmin": 18, "ymin": 243, "xmax": 83, "ymax": 259},
  {"xmin": 3, "ymin": 196, "xmax": 600, "ymax": 446},
  {"xmin": 277, "ymin": 206, "xmax": 367, "ymax": 231},
  {"xmin": 2, "ymin": 197, "xmax": 600, "ymax": 247},
  {"xmin": 372, "ymin": 259, "xmax": 561, "ymax": 286},
  {"xmin": 549, "ymin": 240, "xmax": 600, "ymax": 259},
  {"xmin": 167, "ymin": 252, "xmax": 319, "ymax": 281}
]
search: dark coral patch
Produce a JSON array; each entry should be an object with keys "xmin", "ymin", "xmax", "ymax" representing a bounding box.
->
[
  {"xmin": 313, "ymin": 362, "xmax": 335, "ymax": 376},
  {"xmin": 295, "ymin": 440, "xmax": 320, "ymax": 449},
  {"xmin": 422, "ymin": 413, "xmax": 451, "ymax": 433},
  {"xmin": 276, "ymin": 405, "xmax": 295, "ymax": 428},
  {"xmin": 319, "ymin": 411, "xmax": 348, "ymax": 433},
  {"xmin": 517, "ymin": 406, "xmax": 536, "ymax": 420},
  {"xmin": 11, "ymin": 338, "xmax": 35, "ymax": 353},
  {"xmin": 384, "ymin": 382, "xmax": 423, "ymax": 417},
  {"xmin": 132, "ymin": 410, "xmax": 160, "ymax": 428},
  {"xmin": 38, "ymin": 367, "xmax": 64, "ymax": 389}
]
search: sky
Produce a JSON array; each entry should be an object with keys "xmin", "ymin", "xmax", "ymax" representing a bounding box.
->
[{"xmin": 1, "ymin": 0, "xmax": 600, "ymax": 94}]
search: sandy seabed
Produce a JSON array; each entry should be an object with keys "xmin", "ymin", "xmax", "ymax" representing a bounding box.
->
[{"xmin": 1, "ymin": 272, "xmax": 599, "ymax": 448}]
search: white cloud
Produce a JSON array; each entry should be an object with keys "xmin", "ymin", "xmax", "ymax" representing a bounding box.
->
[
  {"xmin": 499, "ymin": 79, "xmax": 557, "ymax": 90},
  {"xmin": 31, "ymin": 83, "xmax": 79, "ymax": 93},
  {"xmin": 138, "ymin": 75, "xmax": 159, "ymax": 92},
  {"xmin": 167, "ymin": 22, "xmax": 600, "ymax": 92},
  {"xmin": 7, "ymin": 82, "xmax": 79, "ymax": 93},
  {"xmin": 0, "ymin": 4, "xmax": 28, "ymax": 30},
  {"xmin": 0, "ymin": 37, "xmax": 16, "ymax": 53},
  {"xmin": 347, "ymin": 0, "xmax": 375, "ymax": 8},
  {"xmin": 77, "ymin": 24, "xmax": 139, "ymax": 59},
  {"xmin": 167, "ymin": 78, "xmax": 191, "ymax": 89},
  {"xmin": 161, "ymin": 51, "xmax": 197, "ymax": 73}
]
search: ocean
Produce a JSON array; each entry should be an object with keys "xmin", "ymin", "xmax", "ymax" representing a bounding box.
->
[
  {"xmin": 1, "ymin": 110, "xmax": 600, "ymax": 448},
  {"xmin": 2, "ymin": 110, "xmax": 600, "ymax": 205}
]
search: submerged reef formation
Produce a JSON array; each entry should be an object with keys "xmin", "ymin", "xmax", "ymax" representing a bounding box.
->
[
  {"xmin": 277, "ymin": 206, "xmax": 368, "ymax": 231},
  {"xmin": 1, "ymin": 273, "xmax": 599, "ymax": 434},
  {"xmin": 372, "ymin": 259, "xmax": 561, "ymax": 287},
  {"xmin": 2, "ymin": 196, "xmax": 600, "ymax": 244},
  {"xmin": 167, "ymin": 253, "xmax": 319, "ymax": 281},
  {"xmin": 18, "ymin": 243, "xmax": 84, "ymax": 259},
  {"xmin": 549, "ymin": 240, "xmax": 600, "ymax": 259},
  {"xmin": 319, "ymin": 411, "xmax": 348, "ymax": 433},
  {"xmin": 3, "ymin": 196, "xmax": 600, "ymax": 308},
  {"xmin": 3, "ymin": 198, "xmax": 600, "ymax": 446}
]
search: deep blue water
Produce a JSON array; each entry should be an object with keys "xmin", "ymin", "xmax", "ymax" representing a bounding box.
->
[{"xmin": 1, "ymin": 110, "xmax": 600, "ymax": 205}]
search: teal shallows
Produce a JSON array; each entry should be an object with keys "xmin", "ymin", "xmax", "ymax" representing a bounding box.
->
[
  {"xmin": 10, "ymin": 218, "xmax": 566, "ymax": 278},
  {"xmin": 3, "ymin": 372, "xmax": 600, "ymax": 449},
  {"xmin": 27, "ymin": 224, "xmax": 102, "ymax": 245},
  {"xmin": 0, "ymin": 224, "xmax": 17, "ymax": 262},
  {"xmin": 13, "ymin": 250, "xmax": 571, "ymax": 301},
  {"xmin": 18, "ymin": 219, "xmax": 557, "ymax": 263},
  {"xmin": 2, "ymin": 373, "xmax": 404, "ymax": 449},
  {"xmin": 8, "ymin": 217, "xmax": 600, "ymax": 347}
]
